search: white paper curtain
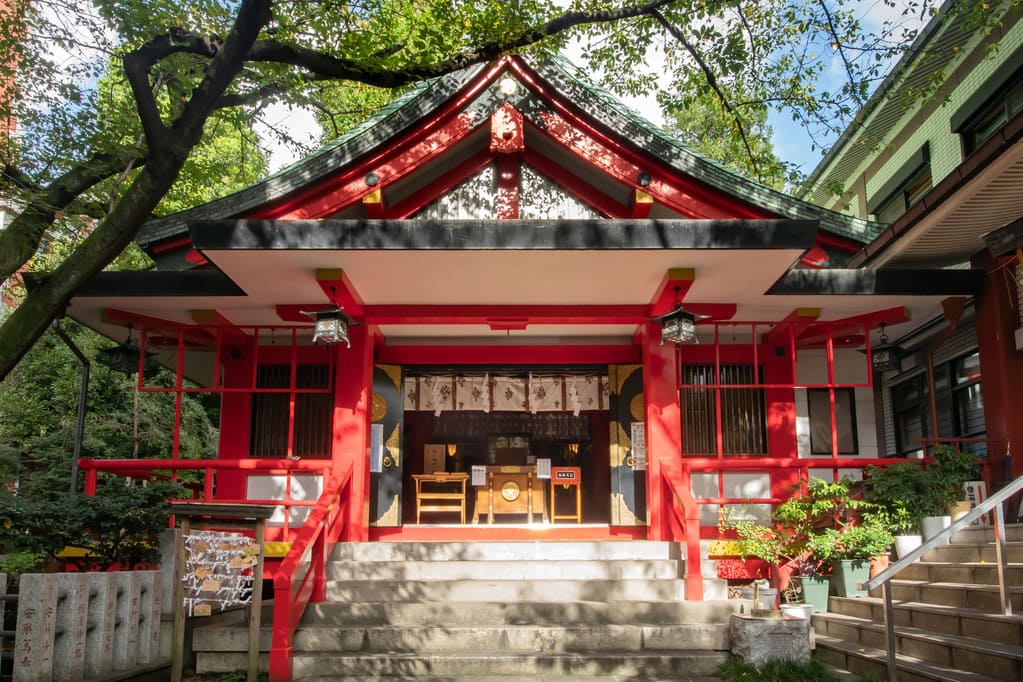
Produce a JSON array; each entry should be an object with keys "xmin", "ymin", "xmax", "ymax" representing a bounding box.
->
[{"xmin": 404, "ymin": 374, "xmax": 608, "ymax": 414}]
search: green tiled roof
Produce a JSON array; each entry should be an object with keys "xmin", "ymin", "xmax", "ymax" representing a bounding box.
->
[{"xmin": 138, "ymin": 52, "xmax": 884, "ymax": 249}]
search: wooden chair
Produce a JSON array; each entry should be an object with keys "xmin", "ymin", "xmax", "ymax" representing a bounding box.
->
[{"xmin": 412, "ymin": 473, "xmax": 469, "ymax": 524}]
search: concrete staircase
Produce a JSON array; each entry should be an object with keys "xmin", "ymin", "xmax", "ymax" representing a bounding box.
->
[
  {"xmin": 814, "ymin": 524, "xmax": 1023, "ymax": 681},
  {"xmin": 192, "ymin": 540, "xmax": 738, "ymax": 680}
]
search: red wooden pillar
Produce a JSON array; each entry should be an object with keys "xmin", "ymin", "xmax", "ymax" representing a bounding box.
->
[
  {"xmin": 763, "ymin": 340, "xmax": 799, "ymax": 496},
  {"xmin": 333, "ymin": 324, "xmax": 374, "ymax": 540},
  {"xmin": 642, "ymin": 322, "xmax": 681, "ymax": 541},
  {"xmin": 972, "ymin": 251, "xmax": 1023, "ymax": 482},
  {"xmin": 216, "ymin": 334, "xmax": 255, "ymax": 500}
]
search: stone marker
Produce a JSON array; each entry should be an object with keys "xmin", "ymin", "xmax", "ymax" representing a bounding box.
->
[{"xmin": 729, "ymin": 613, "xmax": 811, "ymax": 668}]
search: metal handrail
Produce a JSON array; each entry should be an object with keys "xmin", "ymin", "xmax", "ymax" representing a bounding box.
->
[{"xmin": 860, "ymin": 473, "xmax": 1023, "ymax": 682}]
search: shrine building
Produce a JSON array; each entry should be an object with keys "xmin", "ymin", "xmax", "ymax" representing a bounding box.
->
[{"xmin": 68, "ymin": 54, "xmax": 988, "ymax": 586}]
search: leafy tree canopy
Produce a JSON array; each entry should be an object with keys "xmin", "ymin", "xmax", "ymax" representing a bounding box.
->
[{"xmin": 0, "ymin": 0, "xmax": 1012, "ymax": 380}]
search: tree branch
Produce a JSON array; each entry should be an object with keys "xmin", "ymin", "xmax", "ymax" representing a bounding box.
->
[
  {"xmin": 0, "ymin": 147, "xmax": 146, "ymax": 283},
  {"xmin": 818, "ymin": 0, "xmax": 865, "ymax": 110},
  {"xmin": 650, "ymin": 9, "xmax": 763, "ymax": 182}
]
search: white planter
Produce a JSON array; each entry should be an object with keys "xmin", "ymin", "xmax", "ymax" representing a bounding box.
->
[
  {"xmin": 894, "ymin": 534, "xmax": 924, "ymax": 558},
  {"xmin": 780, "ymin": 603, "xmax": 813, "ymax": 619},
  {"xmin": 921, "ymin": 515, "xmax": 951, "ymax": 544}
]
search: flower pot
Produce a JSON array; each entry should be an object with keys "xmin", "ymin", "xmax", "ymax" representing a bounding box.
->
[
  {"xmin": 797, "ymin": 576, "xmax": 830, "ymax": 613},
  {"xmin": 831, "ymin": 559, "xmax": 870, "ymax": 597},
  {"xmin": 947, "ymin": 500, "xmax": 972, "ymax": 523},
  {"xmin": 740, "ymin": 586, "xmax": 778, "ymax": 610},
  {"xmin": 922, "ymin": 515, "xmax": 951, "ymax": 544},
  {"xmin": 894, "ymin": 534, "xmax": 923, "ymax": 559}
]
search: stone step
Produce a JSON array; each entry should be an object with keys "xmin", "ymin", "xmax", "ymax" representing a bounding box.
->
[
  {"xmin": 813, "ymin": 612, "xmax": 1023, "ymax": 680},
  {"xmin": 330, "ymin": 540, "xmax": 679, "ymax": 562},
  {"xmin": 291, "ymin": 677, "xmax": 723, "ymax": 682},
  {"xmin": 300, "ymin": 599, "xmax": 739, "ymax": 626},
  {"xmin": 814, "ymin": 634, "xmax": 1004, "ymax": 682},
  {"xmin": 195, "ymin": 650, "xmax": 729, "ymax": 678},
  {"xmin": 324, "ymin": 578, "xmax": 687, "ymax": 602},
  {"xmin": 889, "ymin": 579, "xmax": 1023, "ymax": 612},
  {"xmin": 925, "ymin": 541, "xmax": 1023, "ymax": 564},
  {"xmin": 325, "ymin": 559, "xmax": 681, "ymax": 581},
  {"xmin": 950, "ymin": 523, "xmax": 1023, "ymax": 545},
  {"xmin": 827, "ymin": 596, "xmax": 1023, "ymax": 647},
  {"xmin": 192, "ymin": 623, "xmax": 729, "ymax": 653},
  {"xmin": 895, "ymin": 561, "xmax": 1023, "ymax": 585}
]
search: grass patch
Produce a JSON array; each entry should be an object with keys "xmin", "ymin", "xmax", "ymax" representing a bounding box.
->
[{"xmin": 719, "ymin": 656, "xmax": 882, "ymax": 681}]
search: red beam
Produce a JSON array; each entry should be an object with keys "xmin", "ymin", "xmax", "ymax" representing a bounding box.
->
[
  {"xmin": 249, "ymin": 59, "xmax": 514, "ymax": 221},
  {"xmin": 102, "ymin": 308, "xmax": 215, "ymax": 346},
  {"xmin": 388, "ymin": 149, "xmax": 493, "ymax": 218},
  {"xmin": 316, "ymin": 268, "xmax": 365, "ymax": 317},
  {"xmin": 762, "ymin": 307, "xmax": 821, "ymax": 346},
  {"xmin": 365, "ymin": 304, "xmax": 648, "ymax": 325},
  {"xmin": 795, "ymin": 306, "xmax": 910, "ymax": 347},
  {"xmin": 375, "ymin": 344, "xmax": 640, "ymax": 365},
  {"xmin": 630, "ymin": 189, "xmax": 654, "ymax": 219},
  {"xmin": 649, "ymin": 268, "xmax": 696, "ymax": 316}
]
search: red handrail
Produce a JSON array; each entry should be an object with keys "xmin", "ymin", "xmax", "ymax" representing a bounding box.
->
[
  {"xmin": 270, "ymin": 465, "xmax": 352, "ymax": 682},
  {"xmin": 661, "ymin": 465, "xmax": 703, "ymax": 601}
]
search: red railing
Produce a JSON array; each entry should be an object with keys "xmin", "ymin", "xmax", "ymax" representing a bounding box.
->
[
  {"xmin": 270, "ymin": 465, "xmax": 352, "ymax": 682},
  {"xmin": 78, "ymin": 457, "xmax": 334, "ymax": 541},
  {"xmin": 661, "ymin": 465, "xmax": 703, "ymax": 600}
]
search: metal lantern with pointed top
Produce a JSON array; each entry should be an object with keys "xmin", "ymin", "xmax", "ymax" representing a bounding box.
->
[
  {"xmin": 652, "ymin": 305, "xmax": 698, "ymax": 345},
  {"xmin": 872, "ymin": 323, "xmax": 902, "ymax": 372},
  {"xmin": 310, "ymin": 306, "xmax": 352, "ymax": 347},
  {"xmin": 99, "ymin": 328, "xmax": 146, "ymax": 374}
]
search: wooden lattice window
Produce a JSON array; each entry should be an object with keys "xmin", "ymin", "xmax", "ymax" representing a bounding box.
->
[
  {"xmin": 250, "ymin": 365, "xmax": 332, "ymax": 458},
  {"xmin": 681, "ymin": 364, "xmax": 767, "ymax": 455}
]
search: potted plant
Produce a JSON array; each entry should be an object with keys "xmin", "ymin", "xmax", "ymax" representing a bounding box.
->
[
  {"xmin": 806, "ymin": 507, "xmax": 894, "ymax": 598},
  {"xmin": 930, "ymin": 444, "xmax": 980, "ymax": 520},
  {"xmin": 722, "ymin": 478, "xmax": 871, "ymax": 613},
  {"xmin": 863, "ymin": 461, "xmax": 929, "ymax": 558}
]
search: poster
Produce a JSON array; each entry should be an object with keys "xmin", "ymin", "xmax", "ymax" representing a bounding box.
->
[{"xmin": 630, "ymin": 421, "xmax": 647, "ymax": 471}]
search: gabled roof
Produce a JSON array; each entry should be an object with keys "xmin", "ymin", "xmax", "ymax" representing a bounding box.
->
[{"xmin": 137, "ymin": 53, "xmax": 882, "ymax": 250}]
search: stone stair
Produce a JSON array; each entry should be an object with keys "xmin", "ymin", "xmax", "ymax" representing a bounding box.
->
[
  {"xmin": 192, "ymin": 540, "xmax": 738, "ymax": 680},
  {"xmin": 813, "ymin": 523, "xmax": 1023, "ymax": 681}
]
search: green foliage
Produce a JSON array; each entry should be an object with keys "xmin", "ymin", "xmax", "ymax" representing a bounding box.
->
[
  {"xmin": 663, "ymin": 88, "xmax": 793, "ymax": 189},
  {"xmin": 862, "ymin": 461, "xmax": 932, "ymax": 530},
  {"xmin": 0, "ymin": 320, "xmax": 218, "ymax": 499},
  {"xmin": 0, "ymin": 551, "xmax": 47, "ymax": 581},
  {"xmin": 724, "ymin": 478, "xmax": 893, "ymax": 571},
  {"xmin": 0, "ymin": 480, "xmax": 181, "ymax": 569},
  {"xmin": 929, "ymin": 444, "xmax": 980, "ymax": 507},
  {"xmin": 864, "ymin": 447, "xmax": 981, "ymax": 524},
  {"xmin": 719, "ymin": 655, "xmax": 847, "ymax": 681}
]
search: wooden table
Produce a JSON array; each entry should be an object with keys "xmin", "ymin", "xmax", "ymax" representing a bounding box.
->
[
  {"xmin": 472, "ymin": 466, "xmax": 548, "ymax": 524},
  {"xmin": 412, "ymin": 473, "xmax": 469, "ymax": 523},
  {"xmin": 550, "ymin": 466, "xmax": 582, "ymax": 523}
]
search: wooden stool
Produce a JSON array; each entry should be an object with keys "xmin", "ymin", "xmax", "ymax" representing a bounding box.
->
[
  {"xmin": 550, "ymin": 467, "xmax": 582, "ymax": 523},
  {"xmin": 413, "ymin": 473, "xmax": 469, "ymax": 524}
]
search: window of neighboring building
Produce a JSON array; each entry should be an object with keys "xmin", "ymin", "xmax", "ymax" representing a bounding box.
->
[
  {"xmin": 250, "ymin": 364, "xmax": 333, "ymax": 458},
  {"xmin": 890, "ymin": 351, "xmax": 985, "ymax": 457},
  {"xmin": 681, "ymin": 364, "xmax": 767, "ymax": 455},
  {"xmin": 807, "ymin": 388, "xmax": 858, "ymax": 455},
  {"xmin": 872, "ymin": 163, "xmax": 932, "ymax": 224},
  {"xmin": 958, "ymin": 67, "xmax": 1023, "ymax": 155},
  {"xmin": 892, "ymin": 374, "xmax": 929, "ymax": 456}
]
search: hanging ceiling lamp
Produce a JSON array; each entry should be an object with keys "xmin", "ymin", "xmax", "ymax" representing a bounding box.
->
[
  {"xmin": 872, "ymin": 322, "xmax": 903, "ymax": 373},
  {"xmin": 98, "ymin": 326, "xmax": 147, "ymax": 375},
  {"xmin": 651, "ymin": 288, "xmax": 699, "ymax": 345},
  {"xmin": 304, "ymin": 286, "xmax": 352, "ymax": 347}
]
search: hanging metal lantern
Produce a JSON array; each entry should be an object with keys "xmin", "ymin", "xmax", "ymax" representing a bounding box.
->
[
  {"xmin": 652, "ymin": 305, "xmax": 698, "ymax": 345},
  {"xmin": 98, "ymin": 327, "xmax": 147, "ymax": 375},
  {"xmin": 872, "ymin": 323, "xmax": 902, "ymax": 372},
  {"xmin": 310, "ymin": 307, "xmax": 352, "ymax": 347}
]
